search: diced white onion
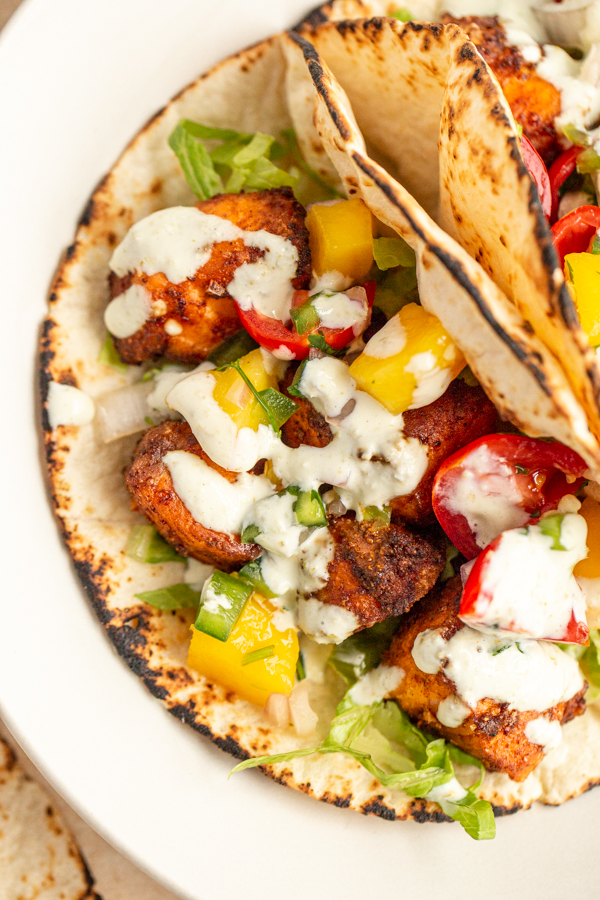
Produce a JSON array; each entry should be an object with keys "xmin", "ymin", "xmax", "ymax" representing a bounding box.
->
[
  {"xmin": 289, "ymin": 680, "xmax": 318, "ymax": 737},
  {"xmin": 96, "ymin": 381, "xmax": 154, "ymax": 443},
  {"xmin": 263, "ymin": 692, "xmax": 291, "ymax": 729}
]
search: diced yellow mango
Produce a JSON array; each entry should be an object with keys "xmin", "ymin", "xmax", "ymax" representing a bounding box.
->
[
  {"xmin": 348, "ymin": 303, "xmax": 466, "ymax": 415},
  {"xmin": 187, "ymin": 593, "xmax": 298, "ymax": 707},
  {"xmin": 211, "ymin": 348, "xmax": 277, "ymax": 431},
  {"xmin": 306, "ymin": 198, "xmax": 373, "ymax": 282},
  {"xmin": 564, "ymin": 252, "xmax": 600, "ymax": 346},
  {"xmin": 575, "ymin": 496, "xmax": 600, "ymax": 579}
]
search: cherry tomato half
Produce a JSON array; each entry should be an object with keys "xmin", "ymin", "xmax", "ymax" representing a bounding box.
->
[
  {"xmin": 235, "ymin": 282, "xmax": 375, "ymax": 360},
  {"xmin": 460, "ymin": 530, "xmax": 589, "ymax": 645},
  {"xmin": 548, "ymin": 145, "xmax": 582, "ymax": 224},
  {"xmin": 552, "ymin": 205, "xmax": 600, "ymax": 271},
  {"xmin": 432, "ymin": 433, "xmax": 587, "ymax": 559},
  {"xmin": 521, "ymin": 134, "xmax": 552, "ymax": 220}
]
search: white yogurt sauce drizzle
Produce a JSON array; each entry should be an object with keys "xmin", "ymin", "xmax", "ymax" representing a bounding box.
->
[
  {"xmin": 463, "ymin": 513, "xmax": 588, "ymax": 641},
  {"xmin": 443, "ymin": 443, "xmax": 530, "ymax": 551},
  {"xmin": 109, "ymin": 206, "xmax": 298, "ymax": 325},
  {"xmin": 436, "ymin": 695, "xmax": 471, "ymax": 728},
  {"xmin": 412, "ymin": 626, "xmax": 584, "ymax": 713},
  {"xmin": 47, "ymin": 382, "xmax": 95, "ymax": 428},
  {"xmin": 348, "ymin": 665, "xmax": 405, "ymax": 705},
  {"xmin": 164, "ymin": 451, "xmax": 274, "ymax": 535},
  {"xmin": 163, "ymin": 353, "xmax": 429, "ymax": 636},
  {"xmin": 524, "ymin": 716, "xmax": 563, "ymax": 753},
  {"xmin": 104, "ymin": 283, "xmax": 153, "ymax": 339}
]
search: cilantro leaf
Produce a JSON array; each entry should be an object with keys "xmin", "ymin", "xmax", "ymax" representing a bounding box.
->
[
  {"xmin": 308, "ymin": 332, "xmax": 344, "ymax": 356},
  {"xmin": 216, "ymin": 359, "xmax": 297, "ymax": 433}
]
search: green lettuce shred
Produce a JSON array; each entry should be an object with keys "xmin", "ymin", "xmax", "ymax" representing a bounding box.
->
[
  {"xmin": 135, "ymin": 583, "xmax": 200, "ymax": 611},
  {"xmin": 98, "ymin": 332, "xmax": 128, "ymax": 372},
  {"xmin": 373, "ymin": 236, "xmax": 416, "ymax": 270},
  {"xmin": 168, "ymin": 119, "xmax": 299, "ymax": 200},
  {"xmin": 125, "ymin": 525, "xmax": 185, "ymax": 564},
  {"xmin": 579, "ymin": 630, "xmax": 600, "ymax": 698},
  {"xmin": 391, "ymin": 8, "xmax": 412, "ymax": 22},
  {"xmin": 230, "ymin": 693, "xmax": 495, "ymax": 840}
]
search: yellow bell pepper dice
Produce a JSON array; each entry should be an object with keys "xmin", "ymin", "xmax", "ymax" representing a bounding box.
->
[
  {"xmin": 564, "ymin": 252, "xmax": 600, "ymax": 346},
  {"xmin": 211, "ymin": 348, "xmax": 277, "ymax": 431},
  {"xmin": 349, "ymin": 303, "xmax": 466, "ymax": 416},
  {"xmin": 575, "ymin": 496, "xmax": 600, "ymax": 579},
  {"xmin": 306, "ymin": 198, "xmax": 374, "ymax": 282},
  {"xmin": 187, "ymin": 593, "xmax": 298, "ymax": 707}
]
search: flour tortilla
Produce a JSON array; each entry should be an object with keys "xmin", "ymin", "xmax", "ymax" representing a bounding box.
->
[
  {"xmin": 297, "ymin": 11, "xmax": 600, "ymax": 459},
  {"xmin": 0, "ymin": 737, "xmax": 98, "ymax": 900},
  {"xmin": 39, "ymin": 29, "xmax": 600, "ymax": 828}
]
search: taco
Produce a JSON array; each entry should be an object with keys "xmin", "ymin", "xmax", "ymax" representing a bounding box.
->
[{"xmin": 39, "ymin": 16, "xmax": 600, "ymax": 842}]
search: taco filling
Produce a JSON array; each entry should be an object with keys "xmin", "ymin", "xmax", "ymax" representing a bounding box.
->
[{"xmin": 41, "ymin": 11, "xmax": 600, "ymax": 843}]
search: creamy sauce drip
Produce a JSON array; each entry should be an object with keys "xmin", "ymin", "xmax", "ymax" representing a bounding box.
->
[
  {"xmin": 436, "ymin": 695, "xmax": 471, "ymax": 728},
  {"xmin": 363, "ymin": 313, "xmax": 406, "ymax": 359},
  {"xmin": 166, "ymin": 357, "xmax": 428, "ymax": 508},
  {"xmin": 412, "ymin": 626, "xmax": 584, "ymax": 713},
  {"xmin": 164, "ymin": 451, "xmax": 273, "ymax": 535},
  {"xmin": 348, "ymin": 665, "xmax": 405, "ymax": 705},
  {"xmin": 405, "ymin": 350, "xmax": 453, "ymax": 410},
  {"xmin": 104, "ymin": 283, "xmax": 152, "ymax": 339},
  {"xmin": 109, "ymin": 206, "xmax": 298, "ymax": 324},
  {"xmin": 524, "ymin": 716, "xmax": 563, "ymax": 753},
  {"xmin": 444, "ymin": 444, "xmax": 530, "ymax": 551},
  {"xmin": 463, "ymin": 513, "xmax": 588, "ymax": 641},
  {"xmin": 47, "ymin": 382, "xmax": 95, "ymax": 428},
  {"xmin": 310, "ymin": 288, "xmax": 368, "ymax": 334},
  {"xmin": 297, "ymin": 597, "xmax": 359, "ymax": 644}
]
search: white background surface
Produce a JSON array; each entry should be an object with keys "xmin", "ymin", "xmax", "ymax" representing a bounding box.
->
[{"xmin": 1, "ymin": 1, "xmax": 600, "ymax": 898}]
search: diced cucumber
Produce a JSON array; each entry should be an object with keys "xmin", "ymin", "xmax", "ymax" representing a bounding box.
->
[
  {"xmin": 194, "ymin": 571, "xmax": 253, "ymax": 641},
  {"xmin": 293, "ymin": 489, "xmax": 327, "ymax": 527}
]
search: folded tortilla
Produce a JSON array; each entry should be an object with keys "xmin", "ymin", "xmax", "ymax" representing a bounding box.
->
[
  {"xmin": 39, "ymin": 25, "xmax": 600, "ymax": 826},
  {"xmin": 297, "ymin": 10, "xmax": 600, "ymax": 461}
]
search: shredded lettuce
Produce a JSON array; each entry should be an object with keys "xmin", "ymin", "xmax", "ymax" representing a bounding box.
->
[
  {"xmin": 577, "ymin": 146, "xmax": 600, "ymax": 174},
  {"xmin": 538, "ymin": 514, "xmax": 567, "ymax": 551},
  {"xmin": 98, "ymin": 332, "xmax": 128, "ymax": 371},
  {"xmin": 373, "ymin": 267, "xmax": 419, "ymax": 319},
  {"xmin": 168, "ymin": 119, "xmax": 299, "ymax": 200},
  {"xmin": 579, "ymin": 630, "xmax": 600, "ymax": 696},
  {"xmin": 561, "ymin": 123, "xmax": 590, "ymax": 147},
  {"xmin": 230, "ymin": 693, "xmax": 495, "ymax": 839},
  {"xmin": 391, "ymin": 8, "xmax": 413, "ymax": 22},
  {"xmin": 373, "ymin": 236, "xmax": 416, "ymax": 270},
  {"xmin": 279, "ymin": 128, "xmax": 342, "ymax": 201},
  {"xmin": 126, "ymin": 525, "xmax": 185, "ymax": 564},
  {"xmin": 329, "ymin": 618, "xmax": 401, "ymax": 685},
  {"xmin": 135, "ymin": 583, "xmax": 200, "ymax": 610}
]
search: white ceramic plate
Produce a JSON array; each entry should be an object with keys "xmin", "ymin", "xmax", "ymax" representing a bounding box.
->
[{"xmin": 2, "ymin": 2, "xmax": 600, "ymax": 897}]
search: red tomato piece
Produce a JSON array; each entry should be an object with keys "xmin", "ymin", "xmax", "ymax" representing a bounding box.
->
[
  {"xmin": 460, "ymin": 524, "xmax": 589, "ymax": 645},
  {"xmin": 548, "ymin": 145, "xmax": 582, "ymax": 224},
  {"xmin": 521, "ymin": 134, "xmax": 552, "ymax": 220},
  {"xmin": 234, "ymin": 282, "xmax": 375, "ymax": 361},
  {"xmin": 552, "ymin": 205, "xmax": 600, "ymax": 270},
  {"xmin": 432, "ymin": 434, "xmax": 587, "ymax": 559}
]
